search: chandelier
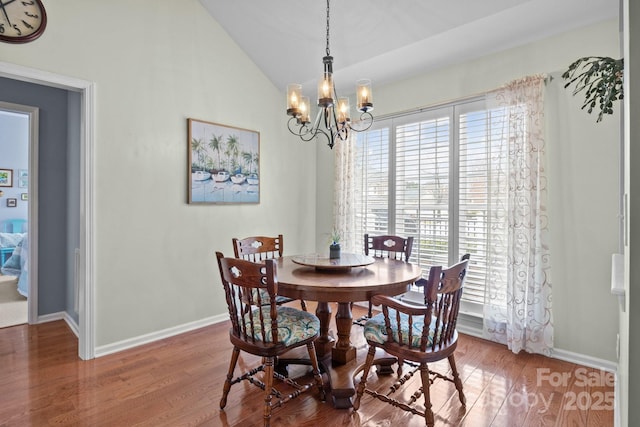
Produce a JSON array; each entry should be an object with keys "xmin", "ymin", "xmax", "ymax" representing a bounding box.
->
[{"xmin": 286, "ymin": 0, "xmax": 374, "ymax": 149}]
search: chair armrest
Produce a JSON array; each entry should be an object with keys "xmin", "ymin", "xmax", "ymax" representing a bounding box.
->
[
  {"xmin": 371, "ymin": 294, "xmax": 430, "ymax": 316},
  {"xmin": 414, "ymin": 278, "xmax": 428, "ymax": 287}
]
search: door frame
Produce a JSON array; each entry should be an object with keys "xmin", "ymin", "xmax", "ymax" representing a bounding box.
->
[{"xmin": 0, "ymin": 61, "xmax": 96, "ymax": 360}]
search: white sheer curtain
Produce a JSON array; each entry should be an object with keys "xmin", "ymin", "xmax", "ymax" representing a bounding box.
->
[
  {"xmin": 333, "ymin": 132, "xmax": 357, "ymax": 253},
  {"xmin": 483, "ymin": 74, "xmax": 554, "ymax": 356}
]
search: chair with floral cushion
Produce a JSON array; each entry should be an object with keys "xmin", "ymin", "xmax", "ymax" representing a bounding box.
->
[
  {"xmin": 352, "ymin": 257, "xmax": 469, "ymax": 427},
  {"xmin": 232, "ymin": 234, "xmax": 307, "ymax": 311},
  {"xmin": 216, "ymin": 252, "xmax": 324, "ymax": 427}
]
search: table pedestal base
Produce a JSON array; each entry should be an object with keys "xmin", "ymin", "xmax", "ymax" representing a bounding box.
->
[
  {"xmin": 310, "ymin": 302, "xmax": 400, "ymax": 407},
  {"xmin": 277, "ymin": 336, "xmax": 399, "ymax": 409},
  {"xmin": 331, "ymin": 302, "xmax": 357, "ymax": 364},
  {"xmin": 316, "ymin": 301, "xmax": 359, "ymax": 364},
  {"xmin": 320, "ymin": 348, "xmax": 399, "ymax": 409},
  {"xmin": 314, "ymin": 302, "xmax": 335, "ymax": 358},
  {"xmin": 326, "ymin": 364, "xmax": 356, "ymax": 409}
]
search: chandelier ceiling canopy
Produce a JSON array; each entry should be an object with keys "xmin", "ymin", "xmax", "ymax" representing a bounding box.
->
[{"xmin": 286, "ymin": 0, "xmax": 374, "ymax": 149}]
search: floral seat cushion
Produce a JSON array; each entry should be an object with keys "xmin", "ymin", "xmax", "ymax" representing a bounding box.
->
[
  {"xmin": 246, "ymin": 306, "xmax": 320, "ymax": 346},
  {"xmin": 364, "ymin": 309, "xmax": 438, "ymax": 348}
]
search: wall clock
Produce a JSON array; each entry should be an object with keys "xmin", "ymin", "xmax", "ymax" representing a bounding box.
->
[{"xmin": 0, "ymin": 0, "xmax": 47, "ymax": 44}]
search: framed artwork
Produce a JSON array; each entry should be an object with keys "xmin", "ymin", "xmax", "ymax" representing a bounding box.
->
[
  {"xmin": 0, "ymin": 169, "xmax": 13, "ymax": 187},
  {"xmin": 18, "ymin": 169, "xmax": 28, "ymax": 188},
  {"xmin": 6, "ymin": 198, "xmax": 17, "ymax": 207},
  {"xmin": 187, "ymin": 118, "xmax": 260, "ymax": 204},
  {"xmin": 21, "ymin": 193, "xmax": 28, "ymax": 201}
]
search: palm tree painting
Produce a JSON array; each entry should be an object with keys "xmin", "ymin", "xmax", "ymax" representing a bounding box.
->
[
  {"xmin": 187, "ymin": 118, "xmax": 260, "ymax": 204},
  {"xmin": 190, "ymin": 137, "xmax": 205, "ymax": 171},
  {"xmin": 208, "ymin": 134, "xmax": 224, "ymax": 171}
]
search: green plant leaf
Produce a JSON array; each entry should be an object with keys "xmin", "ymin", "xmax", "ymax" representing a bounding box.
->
[{"xmin": 562, "ymin": 56, "xmax": 623, "ymax": 122}]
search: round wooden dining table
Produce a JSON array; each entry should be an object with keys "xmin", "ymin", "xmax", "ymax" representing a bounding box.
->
[{"xmin": 275, "ymin": 254, "xmax": 422, "ymax": 408}]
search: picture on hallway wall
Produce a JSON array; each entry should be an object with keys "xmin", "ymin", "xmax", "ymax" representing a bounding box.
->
[
  {"xmin": 0, "ymin": 169, "xmax": 13, "ymax": 187},
  {"xmin": 187, "ymin": 118, "xmax": 260, "ymax": 204},
  {"xmin": 6, "ymin": 198, "xmax": 16, "ymax": 207},
  {"xmin": 18, "ymin": 169, "xmax": 28, "ymax": 188}
]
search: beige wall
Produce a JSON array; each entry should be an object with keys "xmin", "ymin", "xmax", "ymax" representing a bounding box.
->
[
  {"xmin": 0, "ymin": 0, "xmax": 317, "ymax": 347},
  {"xmin": 316, "ymin": 19, "xmax": 622, "ymax": 362}
]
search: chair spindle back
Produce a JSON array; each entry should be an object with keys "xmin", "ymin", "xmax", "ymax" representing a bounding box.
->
[
  {"xmin": 372, "ymin": 257, "xmax": 468, "ymax": 353},
  {"xmin": 424, "ymin": 258, "xmax": 468, "ymax": 351},
  {"xmin": 364, "ymin": 234, "xmax": 413, "ymax": 261},
  {"xmin": 216, "ymin": 252, "xmax": 280, "ymax": 346},
  {"xmin": 233, "ymin": 235, "xmax": 283, "ymax": 262}
]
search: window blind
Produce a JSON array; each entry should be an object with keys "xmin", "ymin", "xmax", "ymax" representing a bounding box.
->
[
  {"xmin": 395, "ymin": 111, "xmax": 451, "ymax": 271},
  {"xmin": 354, "ymin": 127, "xmax": 390, "ymax": 245},
  {"xmin": 354, "ymin": 98, "xmax": 505, "ymax": 310},
  {"xmin": 457, "ymin": 104, "xmax": 492, "ymax": 305}
]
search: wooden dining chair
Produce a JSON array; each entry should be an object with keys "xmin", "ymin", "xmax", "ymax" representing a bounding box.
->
[
  {"xmin": 355, "ymin": 234, "xmax": 414, "ymax": 324},
  {"xmin": 216, "ymin": 252, "xmax": 325, "ymax": 427},
  {"xmin": 232, "ymin": 234, "xmax": 307, "ymax": 311},
  {"xmin": 352, "ymin": 257, "xmax": 470, "ymax": 427}
]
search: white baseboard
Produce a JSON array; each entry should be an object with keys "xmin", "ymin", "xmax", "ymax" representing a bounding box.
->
[
  {"xmin": 94, "ymin": 313, "xmax": 230, "ymax": 358},
  {"xmin": 34, "ymin": 311, "xmax": 80, "ymax": 337},
  {"xmin": 551, "ymin": 347, "xmax": 618, "ymax": 373},
  {"xmin": 456, "ymin": 312, "xmax": 485, "ymax": 338},
  {"xmin": 36, "ymin": 311, "xmax": 66, "ymax": 323},
  {"xmin": 455, "ymin": 312, "xmax": 618, "ymax": 373},
  {"xmin": 64, "ymin": 313, "xmax": 79, "ymax": 337}
]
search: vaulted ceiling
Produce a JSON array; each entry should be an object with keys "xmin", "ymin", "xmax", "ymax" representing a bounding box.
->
[{"xmin": 200, "ymin": 0, "xmax": 619, "ymax": 93}]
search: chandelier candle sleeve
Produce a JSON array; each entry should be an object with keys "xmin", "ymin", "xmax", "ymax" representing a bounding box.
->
[
  {"xmin": 357, "ymin": 79, "xmax": 373, "ymax": 112},
  {"xmin": 318, "ymin": 71, "xmax": 334, "ymax": 107},
  {"xmin": 287, "ymin": 84, "xmax": 302, "ymax": 116},
  {"xmin": 299, "ymin": 96, "xmax": 311, "ymax": 124},
  {"xmin": 337, "ymin": 97, "xmax": 350, "ymax": 124}
]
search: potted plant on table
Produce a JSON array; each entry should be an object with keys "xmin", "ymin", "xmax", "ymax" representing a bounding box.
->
[{"xmin": 329, "ymin": 229, "xmax": 341, "ymax": 259}]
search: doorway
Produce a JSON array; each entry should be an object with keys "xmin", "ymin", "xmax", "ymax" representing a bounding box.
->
[
  {"xmin": 0, "ymin": 104, "xmax": 36, "ymax": 328},
  {"xmin": 0, "ymin": 61, "xmax": 95, "ymax": 360}
]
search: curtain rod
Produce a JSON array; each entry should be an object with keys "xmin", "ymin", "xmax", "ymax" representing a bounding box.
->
[{"xmin": 374, "ymin": 71, "xmax": 564, "ymax": 122}]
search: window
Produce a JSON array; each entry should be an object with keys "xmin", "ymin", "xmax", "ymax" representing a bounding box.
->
[{"xmin": 354, "ymin": 98, "xmax": 506, "ymax": 315}]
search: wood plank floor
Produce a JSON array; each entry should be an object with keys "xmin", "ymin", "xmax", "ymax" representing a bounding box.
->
[{"xmin": 0, "ymin": 303, "xmax": 614, "ymax": 426}]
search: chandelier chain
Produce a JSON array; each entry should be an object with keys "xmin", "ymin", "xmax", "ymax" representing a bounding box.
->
[{"xmin": 325, "ymin": 0, "xmax": 331, "ymax": 56}]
